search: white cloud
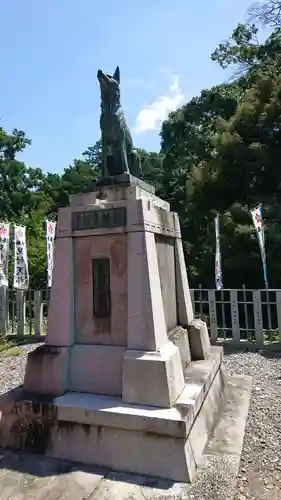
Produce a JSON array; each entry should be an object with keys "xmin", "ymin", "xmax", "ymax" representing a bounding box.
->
[{"xmin": 134, "ymin": 75, "xmax": 184, "ymax": 134}]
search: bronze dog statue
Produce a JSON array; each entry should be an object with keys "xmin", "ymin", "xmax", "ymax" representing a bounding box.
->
[{"xmin": 97, "ymin": 66, "xmax": 141, "ymax": 178}]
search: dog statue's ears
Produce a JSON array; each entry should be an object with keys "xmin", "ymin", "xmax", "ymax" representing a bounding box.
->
[{"xmin": 113, "ymin": 66, "xmax": 120, "ymax": 83}]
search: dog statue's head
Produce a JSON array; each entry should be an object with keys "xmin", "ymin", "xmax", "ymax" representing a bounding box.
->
[{"xmin": 97, "ymin": 67, "xmax": 120, "ymax": 99}]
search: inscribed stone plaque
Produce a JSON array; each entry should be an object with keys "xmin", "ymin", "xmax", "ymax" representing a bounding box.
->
[
  {"xmin": 72, "ymin": 207, "xmax": 126, "ymax": 231},
  {"xmin": 92, "ymin": 258, "xmax": 111, "ymax": 318}
]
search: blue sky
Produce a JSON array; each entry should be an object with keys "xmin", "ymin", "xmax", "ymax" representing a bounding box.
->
[{"xmin": 1, "ymin": 0, "xmax": 266, "ymax": 173}]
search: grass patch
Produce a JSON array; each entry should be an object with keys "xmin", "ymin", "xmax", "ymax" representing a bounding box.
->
[
  {"xmin": 0, "ymin": 346, "xmax": 23, "ymax": 357},
  {"xmin": 0, "ymin": 336, "xmax": 24, "ymax": 357}
]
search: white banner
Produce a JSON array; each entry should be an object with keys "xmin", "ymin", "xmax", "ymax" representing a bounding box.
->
[
  {"xmin": 46, "ymin": 220, "xmax": 56, "ymax": 288},
  {"xmin": 0, "ymin": 223, "xmax": 10, "ymax": 287},
  {"xmin": 250, "ymin": 204, "xmax": 268, "ymax": 288},
  {"xmin": 13, "ymin": 225, "xmax": 29, "ymax": 290},
  {"xmin": 215, "ymin": 214, "xmax": 223, "ymax": 290}
]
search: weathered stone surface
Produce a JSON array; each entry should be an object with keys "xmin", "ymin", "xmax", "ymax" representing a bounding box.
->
[
  {"xmin": 74, "ymin": 233, "xmax": 128, "ymax": 347},
  {"xmin": 0, "ymin": 350, "xmax": 223, "ymax": 483},
  {"xmin": 127, "ymin": 229, "xmax": 168, "ymax": 351},
  {"xmin": 24, "ymin": 346, "xmax": 70, "ymax": 395},
  {"xmin": 122, "ymin": 341, "xmax": 185, "ymax": 408},
  {"xmin": 0, "ymin": 373, "xmax": 251, "ymax": 498},
  {"xmin": 189, "ymin": 367, "xmax": 225, "ymax": 465},
  {"xmin": 69, "ymin": 344, "xmax": 126, "ymax": 396},
  {"xmin": 174, "ymin": 237, "xmax": 194, "ymax": 326},
  {"xmin": 188, "ymin": 318, "xmax": 211, "ymax": 360},
  {"xmin": 169, "ymin": 326, "xmax": 191, "ymax": 372},
  {"xmin": 44, "ymin": 235, "xmax": 75, "ymax": 347},
  {"xmin": 72, "ymin": 206, "xmax": 127, "ymax": 231},
  {"xmin": 83, "ymin": 173, "xmax": 155, "ymax": 194},
  {"xmin": 155, "ymin": 235, "xmax": 177, "ymax": 332}
]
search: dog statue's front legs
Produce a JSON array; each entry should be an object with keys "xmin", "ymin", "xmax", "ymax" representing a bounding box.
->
[
  {"xmin": 119, "ymin": 139, "xmax": 130, "ymax": 174},
  {"xmin": 101, "ymin": 136, "xmax": 109, "ymax": 178}
]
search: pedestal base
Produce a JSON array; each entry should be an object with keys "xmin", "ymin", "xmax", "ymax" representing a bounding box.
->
[{"xmin": 0, "ymin": 349, "xmax": 223, "ymax": 482}]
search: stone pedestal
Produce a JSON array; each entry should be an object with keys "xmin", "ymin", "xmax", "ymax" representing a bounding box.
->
[{"xmin": 0, "ymin": 175, "xmax": 224, "ymax": 482}]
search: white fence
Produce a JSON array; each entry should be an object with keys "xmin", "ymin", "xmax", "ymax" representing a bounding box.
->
[
  {"xmin": 190, "ymin": 287, "xmax": 281, "ymax": 348},
  {"xmin": 1, "ymin": 287, "xmax": 281, "ymax": 349},
  {"xmin": 0, "ymin": 288, "xmax": 48, "ymax": 339}
]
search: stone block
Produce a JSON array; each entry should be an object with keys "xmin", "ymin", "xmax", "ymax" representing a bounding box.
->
[
  {"xmin": 188, "ymin": 318, "xmax": 211, "ymax": 360},
  {"xmin": 156, "ymin": 235, "xmax": 177, "ymax": 332},
  {"xmin": 188, "ymin": 366, "xmax": 224, "ymax": 464},
  {"xmin": 0, "ymin": 350, "xmax": 226, "ymax": 483},
  {"xmin": 69, "ymin": 344, "xmax": 125, "ymax": 396},
  {"xmin": 56, "ymin": 206, "xmax": 72, "ymax": 238},
  {"xmin": 49, "ymin": 422, "xmax": 194, "ymax": 482},
  {"xmin": 23, "ymin": 345, "xmax": 70, "ymax": 395},
  {"xmin": 174, "ymin": 237, "xmax": 194, "ymax": 326},
  {"xmin": 122, "ymin": 341, "xmax": 185, "ymax": 408},
  {"xmin": 127, "ymin": 230, "xmax": 168, "ymax": 351},
  {"xmin": 169, "ymin": 326, "xmax": 191, "ymax": 372},
  {"xmin": 46, "ymin": 236, "xmax": 75, "ymax": 346}
]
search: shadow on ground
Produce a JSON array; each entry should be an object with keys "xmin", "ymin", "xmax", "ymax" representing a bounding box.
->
[{"xmin": 0, "ymin": 447, "xmax": 175, "ymax": 489}]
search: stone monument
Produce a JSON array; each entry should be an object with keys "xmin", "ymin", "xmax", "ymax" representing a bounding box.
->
[{"xmin": 0, "ymin": 67, "xmax": 225, "ymax": 482}]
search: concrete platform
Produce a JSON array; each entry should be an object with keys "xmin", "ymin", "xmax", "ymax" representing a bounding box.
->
[
  {"xmin": 0, "ymin": 374, "xmax": 252, "ymax": 499},
  {"xmin": 0, "ymin": 349, "xmax": 225, "ymax": 482}
]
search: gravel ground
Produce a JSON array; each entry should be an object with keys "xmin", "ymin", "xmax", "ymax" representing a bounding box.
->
[
  {"xmin": 0, "ymin": 344, "xmax": 40, "ymax": 395},
  {"xmin": 225, "ymin": 351, "xmax": 281, "ymax": 500},
  {"xmin": 0, "ymin": 345, "xmax": 281, "ymax": 499}
]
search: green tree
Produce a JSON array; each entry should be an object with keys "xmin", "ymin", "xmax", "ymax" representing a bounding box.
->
[
  {"xmin": 40, "ymin": 140, "xmax": 102, "ymax": 212},
  {"xmin": 211, "ymin": 22, "xmax": 281, "ymax": 80},
  {"xmin": 137, "ymin": 149, "xmax": 164, "ymax": 195},
  {"xmin": 160, "ymin": 22, "xmax": 281, "ymax": 287},
  {"xmin": 22, "ymin": 209, "xmax": 47, "ymax": 289},
  {"xmin": 0, "ymin": 128, "xmax": 45, "ymax": 220},
  {"xmin": 159, "ymin": 80, "xmax": 242, "ymax": 271}
]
